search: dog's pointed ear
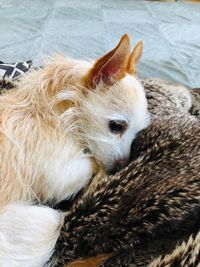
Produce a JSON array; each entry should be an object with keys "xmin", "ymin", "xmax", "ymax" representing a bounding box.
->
[
  {"xmin": 127, "ymin": 40, "xmax": 143, "ymax": 75},
  {"xmin": 84, "ymin": 34, "xmax": 130, "ymax": 88}
]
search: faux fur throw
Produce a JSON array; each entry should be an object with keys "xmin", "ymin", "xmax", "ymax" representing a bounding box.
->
[{"xmin": 50, "ymin": 114, "xmax": 200, "ymax": 267}]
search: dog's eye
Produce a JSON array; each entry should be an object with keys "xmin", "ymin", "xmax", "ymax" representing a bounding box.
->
[{"xmin": 108, "ymin": 120, "xmax": 127, "ymax": 134}]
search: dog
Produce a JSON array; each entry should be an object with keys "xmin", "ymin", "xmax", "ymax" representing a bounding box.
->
[{"xmin": 0, "ymin": 34, "xmax": 149, "ymax": 266}]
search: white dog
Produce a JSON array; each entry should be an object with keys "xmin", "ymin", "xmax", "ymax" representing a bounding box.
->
[{"xmin": 0, "ymin": 34, "xmax": 149, "ymax": 266}]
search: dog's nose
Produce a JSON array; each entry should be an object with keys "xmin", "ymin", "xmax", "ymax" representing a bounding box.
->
[
  {"xmin": 116, "ymin": 159, "xmax": 127, "ymax": 168},
  {"xmin": 114, "ymin": 157, "xmax": 129, "ymax": 171},
  {"xmin": 109, "ymin": 157, "xmax": 129, "ymax": 174}
]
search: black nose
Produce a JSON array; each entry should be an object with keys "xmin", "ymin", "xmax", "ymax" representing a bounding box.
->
[
  {"xmin": 116, "ymin": 159, "xmax": 127, "ymax": 167},
  {"xmin": 109, "ymin": 157, "xmax": 129, "ymax": 174}
]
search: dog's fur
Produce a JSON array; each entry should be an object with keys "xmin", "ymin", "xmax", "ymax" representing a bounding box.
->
[{"xmin": 0, "ymin": 34, "xmax": 149, "ymax": 266}]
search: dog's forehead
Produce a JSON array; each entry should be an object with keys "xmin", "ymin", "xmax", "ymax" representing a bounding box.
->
[
  {"xmin": 108, "ymin": 75, "xmax": 145, "ymax": 106},
  {"xmin": 107, "ymin": 75, "xmax": 147, "ymax": 121},
  {"xmin": 120, "ymin": 74, "xmax": 142, "ymax": 92},
  {"xmin": 82, "ymin": 72, "xmax": 146, "ymax": 121}
]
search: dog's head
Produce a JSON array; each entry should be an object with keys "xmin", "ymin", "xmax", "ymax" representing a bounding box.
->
[
  {"xmin": 49, "ymin": 34, "xmax": 149, "ymax": 173},
  {"xmin": 76, "ymin": 34, "xmax": 149, "ymax": 172}
]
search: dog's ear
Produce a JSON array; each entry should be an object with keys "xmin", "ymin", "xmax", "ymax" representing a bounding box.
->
[
  {"xmin": 84, "ymin": 34, "xmax": 130, "ymax": 88},
  {"xmin": 127, "ymin": 40, "xmax": 143, "ymax": 75}
]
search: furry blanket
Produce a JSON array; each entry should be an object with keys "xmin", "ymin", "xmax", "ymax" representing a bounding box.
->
[{"xmin": 50, "ymin": 114, "xmax": 200, "ymax": 267}]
